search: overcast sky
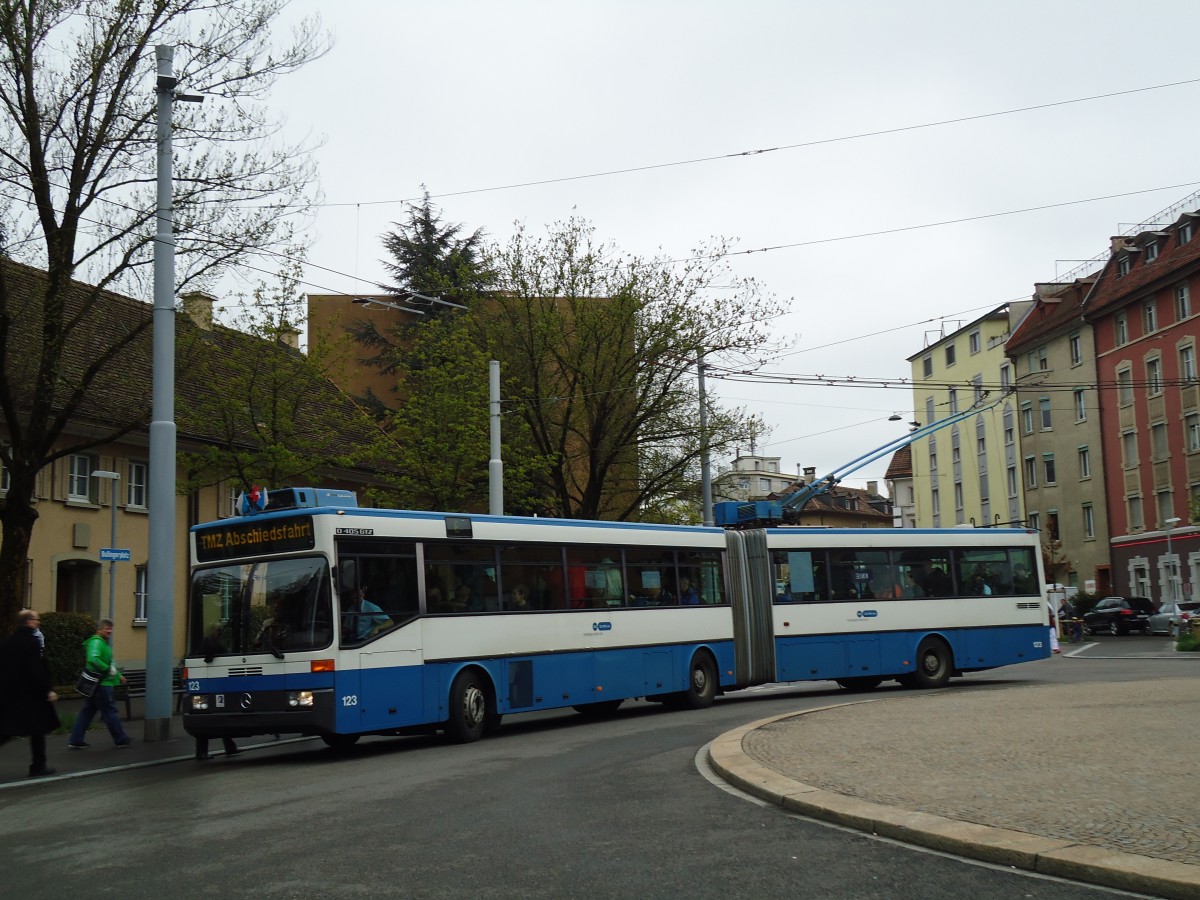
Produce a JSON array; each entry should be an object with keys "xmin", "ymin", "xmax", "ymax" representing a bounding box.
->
[{"xmin": 262, "ymin": 0, "xmax": 1200, "ymax": 491}]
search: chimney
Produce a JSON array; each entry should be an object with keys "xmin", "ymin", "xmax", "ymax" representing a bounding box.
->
[
  {"xmin": 803, "ymin": 466, "xmax": 817, "ymax": 483},
  {"xmin": 181, "ymin": 290, "xmax": 216, "ymax": 330},
  {"xmin": 277, "ymin": 324, "xmax": 301, "ymax": 350},
  {"xmin": 867, "ymin": 480, "xmax": 878, "ymax": 495},
  {"xmin": 1109, "ymin": 236, "xmax": 1133, "ymax": 254}
]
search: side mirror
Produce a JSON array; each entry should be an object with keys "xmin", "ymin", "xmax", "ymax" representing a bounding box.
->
[{"xmin": 337, "ymin": 559, "xmax": 357, "ymax": 594}]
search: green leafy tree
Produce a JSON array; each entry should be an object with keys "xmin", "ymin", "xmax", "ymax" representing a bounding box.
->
[
  {"xmin": 0, "ymin": 0, "xmax": 328, "ymax": 630},
  {"xmin": 484, "ymin": 216, "xmax": 781, "ymax": 521}
]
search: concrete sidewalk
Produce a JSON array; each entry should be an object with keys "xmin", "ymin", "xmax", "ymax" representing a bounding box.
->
[{"xmin": 708, "ymin": 668, "xmax": 1200, "ymax": 900}]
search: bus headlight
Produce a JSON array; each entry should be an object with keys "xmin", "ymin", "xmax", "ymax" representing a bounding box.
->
[
  {"xmin": 190, "ymin": 695, "xmax": 210, "ymax": 712},
  {"xmin": 287, "ymin": 690, "xmax": 314, "ymax": 708}
]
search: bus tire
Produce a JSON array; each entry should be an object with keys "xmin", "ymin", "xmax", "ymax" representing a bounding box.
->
[
  {"xmin": 836, "ymin": 676, "xmax": 883, "ymax": 692},
  {"xmin": 321, "ymin": 733, "xmax": 360, "ymax": 750},
  {"xmin": 679, "ymin": 651, "xmax": 718, "ymax": 710},
  {"xmin": 446, "ymin": 668, "xmax": 491, "ymax": 743},
  {"xmin": 573, "ymin": 700, "xmax": 624, "ymax": 717},
  {"xmin": 910, "ymin": 637, "xmax": 953, "ymax": 689}
]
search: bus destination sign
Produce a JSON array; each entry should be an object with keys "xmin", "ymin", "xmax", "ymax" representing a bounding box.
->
[{"xmin": 196, "ymin": 516, "xmax": 316, "ymax": 562}]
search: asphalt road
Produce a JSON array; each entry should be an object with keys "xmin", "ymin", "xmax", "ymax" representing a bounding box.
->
[{"xmin": 1, "ymin": 644, "xmax": 1173, "ymax": 899}]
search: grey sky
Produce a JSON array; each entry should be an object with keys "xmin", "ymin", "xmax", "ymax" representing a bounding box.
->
[{"xmin": 265, "ymin": 1, "xmax": 1200, "ymax": 489}]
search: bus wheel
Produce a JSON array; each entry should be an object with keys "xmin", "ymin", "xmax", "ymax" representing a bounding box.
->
[
  {"xmin": 836, "ymin": 676, "xmax": 883, "ymax": 692},
  {"xmin": 321, "ymin": 733, "xmax": 360, "ymax": 750},
  {"xmin": 446, "ymin": 669, "xmax": 490, "ymax": 743},
  {"xmin": 911, "ymin": 637, "xmax": 953, "ymax": 689},
  {"xmin": 680, "ymin": 652, "xmax": 717, "ymax": 709},
  {"xmin": 573, "ymin": 700, "xmax": 624, "ymax": 717}
]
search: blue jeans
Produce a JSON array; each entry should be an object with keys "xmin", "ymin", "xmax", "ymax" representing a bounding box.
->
[{"xmin": 69, "ymin": 685, "xmax": 130, "ymax": 745}]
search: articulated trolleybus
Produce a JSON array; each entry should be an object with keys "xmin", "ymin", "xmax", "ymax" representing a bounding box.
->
[{"xmin": 182, "ymin": 488, "xmax": 1050, "ymax": 747}]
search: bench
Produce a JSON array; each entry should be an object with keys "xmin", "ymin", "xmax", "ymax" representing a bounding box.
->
[{"xmin": 116, "ymin": 668, "xmax": 185, "ymax": 719}]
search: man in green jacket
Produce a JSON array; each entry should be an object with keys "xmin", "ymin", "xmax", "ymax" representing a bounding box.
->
[{"xmin": 67, "ymin": 618, "xmax": 132, "ymax": 749}]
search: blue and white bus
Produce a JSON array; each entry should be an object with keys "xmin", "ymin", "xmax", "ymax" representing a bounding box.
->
[{"xmin": 182, "ymin": 488, "xmax": 1050, "ymax": 747}]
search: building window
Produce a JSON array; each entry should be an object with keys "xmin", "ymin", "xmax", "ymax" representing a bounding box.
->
[
  {"xmin": 1145, "ymin": 241, "xmax": 1159, "ymax": 263},
  {"xmin": 1115, "ymin": 314, "xmax": 1128, "ymax": 346},
  {"xmin": 68, "ymin": 454, "xmax": 95, "ymax": 501},
  {"xmin": 1028, "ymin": 512, "xmax": 1040, "ymax": 532},
  {"xmin": 1147, "ymin": 356, "xmax": 1163, "ymax": 395},
  {"xmin": 999, "ymin": 363, "xmax": 1011, "ymax": 389},
  {"xmin": 1144, "ymin": 300, "xmax": 1157, "ymax": 333},
  {"xmin": 1039, "ymin": 397, "xmax": 1052, "ymax": 430},
  {"xmin": 1152, "ymin": 422, "xmax": 1169, "ymax": 460},
  {"xmin": 1117, "ymin": 367, "xmax": 1133, "ymax": 405},
  {"xmin": 1181, "ymin": 345, "xmax": 1196, "ymax": 383},
  {"xmin": 1122, "ymin": 431, "xmax": 1138, "ymax": 467},
  {"xmin": 1007, "ymin": 465, "xmax": 1018, "ymax": 497},
  {"xmin": 1078, "ymin": 446, "xmax": 1091, "ymax": 479},
  {"xmin": 952, "ymin": 445, "xmax": 961, "ymax": 464},
  {"xmin": 922, "ymin": 356, "xmax": 932, "ymax": 378},
  {"xmin": 127, "ymin": 461, "xmax": 147, "ymax": 509},
  {"xmin": 931, "ymin": 488, "xmax": 940, "ymax": 514},
  {"xmin": 1128, "ymin": 495, "xmax": 1144, "ymax": 530},
  {"xmin": 1117, "ymin": 256, "xmax": 1131, "ymax": 276},
  {"xmin": 972, "ymin": 376, "xmax": 983, "ymax": 405},
  {"xmin": 1021, "ymin": 402, "xmax": 1034, "ymax": 434},
  {"xmin": 929, "ymin": 450, "xmax": 938, "ymax": 471},
  {"xmin": 758, "ymin": 478, "xmax": 771, "ymax": 493},
  {"xmin": 1044, "ymin": 454, "xmax": 1056, "ymax": 485},
  {"xmin": 1187, "ymin": 414, "xmax": 1200, "ymax": 452},
  {"xmin": 1074, "ymin": 388, "xmax": 1087, "ymax": 421},
  {"xmin": 1004, "ymin": 426, "xmax": 1014, "ymax": 446},
  {"xmin": 1177, "ymin": 284, "xmax": 1191, "ymax": 320},
  {"xmin": 969, "ymin": 331, "xmax": 981, "ymax": 354},
  {"xmin": 1157, "ymin": 491, "xmax": 1175, "ymax": 527},
  {"xmin": 1082, "ymin": 504, "xmax": 1095, "ymax": 539},
  {"xmin": 945, "ymin": 344, "xmax": 956, "ymax": 367},
  {"xmin": 948, "ymin": 388, "xmax": 958, "ymax": 415},
  {"xmin": 954, "ymin": 482, "xmax": 964, "ymax": 510},
  {"xmin": 1024, "ymin": 456, "xmax": 1038, "ymax": 488},
  {"xmin": 134, "ymin": 566, "xmax": 148, "ymax": 623},
  {"xmin": 977, "ymin": 435, "xmax": 986, "ymax": 454},
  {"xmin": 1069, "ymin": 333, "xmax": 1082, "ymax": 366}
]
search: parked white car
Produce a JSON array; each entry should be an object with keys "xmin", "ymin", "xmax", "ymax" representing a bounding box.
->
[{"xmin": 1147, "ymin": 601, "xmax": 1200, "ymax": 637}]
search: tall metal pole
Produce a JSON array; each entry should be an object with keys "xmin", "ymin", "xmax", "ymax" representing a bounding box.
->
[
  {"xmin": 108, "ymin": 485, "xmax": 117, "ymax": 625},
  {"xmin": 145, "ymin": 45, "xmax": 179, "ymax": 742},
  {"xmin": 698, "ymin": 350, "xmax": 713, "ymax": 527},
  {"xmin": 489, "ymin": 360, "xmax": 503, "ymax": 515}
]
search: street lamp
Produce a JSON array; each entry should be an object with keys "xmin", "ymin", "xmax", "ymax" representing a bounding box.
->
[
  {"xmin": 91, "ymin": 470, "xmax": 120, "ymax": 628},
  {"xmin": 1165, "ymin": 516, "xmax": 1182, "ymax": 604}
]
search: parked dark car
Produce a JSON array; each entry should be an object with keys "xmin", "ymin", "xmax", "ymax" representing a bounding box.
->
[{"xmin": 1082, "ymin": 596, "xmax": 1153, "ymax": 635}]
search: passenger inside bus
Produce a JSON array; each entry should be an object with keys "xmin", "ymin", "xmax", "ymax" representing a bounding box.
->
[
  {"xmin": 903, "ymin": 571, "xmax": 926, "ymax": 598},
  {"xmin": 507, "ymin": 585, "xmax": 530, "ymax": 611},
  {"xmin": 678, "ymin": 575, "xmax": 700, "ymax": 605}
]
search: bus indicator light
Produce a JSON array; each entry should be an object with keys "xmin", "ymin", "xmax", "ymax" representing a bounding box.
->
[{"xmin": 311, "ymin": 659, "xmax": 335, "ymax": 672}]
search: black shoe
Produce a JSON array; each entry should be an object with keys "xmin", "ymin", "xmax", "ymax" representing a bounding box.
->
[
  {"xmin": 115, "ymin": 738, "xmax": 133, "ymax": 748},
  {"xmin": 67, "ymin": 742, "xmax": 90, "ymax": 750},
  {"xmin": 28, "ymin": 767, "xmax": 56, "ymax": 777},
  {"xmin": 195, "ymin": 753, "xmax": 212, "ymax": 761}
]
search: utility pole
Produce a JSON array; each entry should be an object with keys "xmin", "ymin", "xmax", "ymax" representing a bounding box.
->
[
  {"xmin": 145, "ymin": 46, "xmax": 201, "ymax": 741},
  {"xmin": 698, "ymin": 350, "xmax": 713, "ymax": 527},
  {"xmin": 489, "ymin": 360, "xmax": 503, "ymax": 515}
]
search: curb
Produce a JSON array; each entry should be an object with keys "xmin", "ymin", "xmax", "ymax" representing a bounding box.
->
[{"xmin": 707, "ymin": 708, "xmax": 1200, "ymax": 900}]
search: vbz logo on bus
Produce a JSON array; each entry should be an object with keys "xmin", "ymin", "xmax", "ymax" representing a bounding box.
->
[
  {"xmin": 592, "ymin": 622, "xmax": 612, "ymax": 632},
  {"xmin": 856, "ymin": 609, "xmax": 879, "ymax": 618}
]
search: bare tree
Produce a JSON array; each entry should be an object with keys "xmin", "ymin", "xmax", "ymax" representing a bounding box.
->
[
  {"xmin": 485, "ymin": 217, "xmax": 782, "ymax": 521},
  {"xmin": 0, "ymin": 0, "xmax": 329, "ymax": 628}
]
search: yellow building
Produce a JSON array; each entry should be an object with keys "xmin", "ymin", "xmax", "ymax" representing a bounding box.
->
[
  {"xmin": 2, "ymin": 263, "xmax": 380, "ymax": 669},
  {"xmin": 907, "ymin": 304, "xmax": 1031, "ymax": 528}
]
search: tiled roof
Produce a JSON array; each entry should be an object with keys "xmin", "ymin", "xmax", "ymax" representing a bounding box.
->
[
  {"xmin": 1084, "ymin": 213, "xmax": 1200, "ymax": 318},
  {"xmin": 1005, "ymin": 277, "xmax": 1095, "ymax": 354},
  {"xmin": 3, "ymin": 259, "xmax": 381, "ymax": 457},
  {"xmin": 884, "ymin": 445, "xmax": 912, "ymax": 480}
]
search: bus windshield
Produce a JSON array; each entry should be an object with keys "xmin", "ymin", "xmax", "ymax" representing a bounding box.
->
[{"xmin": 188, "ymin": 556, "xmax": 333, "ymax": 658}]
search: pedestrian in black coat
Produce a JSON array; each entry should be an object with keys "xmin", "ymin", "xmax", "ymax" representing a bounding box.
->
[{"xmin": 0, "ymin": 609, "xmax": 61, "ymax": 777}]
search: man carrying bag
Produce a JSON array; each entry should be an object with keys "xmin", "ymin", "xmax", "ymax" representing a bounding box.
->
[{"xmin": 67, "ymin": 618, "xmax": 132, "ymax": 749}]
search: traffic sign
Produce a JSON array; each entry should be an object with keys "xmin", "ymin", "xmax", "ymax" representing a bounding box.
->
[{"xmin": 100, "ymin": 548, "xmax": 131, "ymax": 561}]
